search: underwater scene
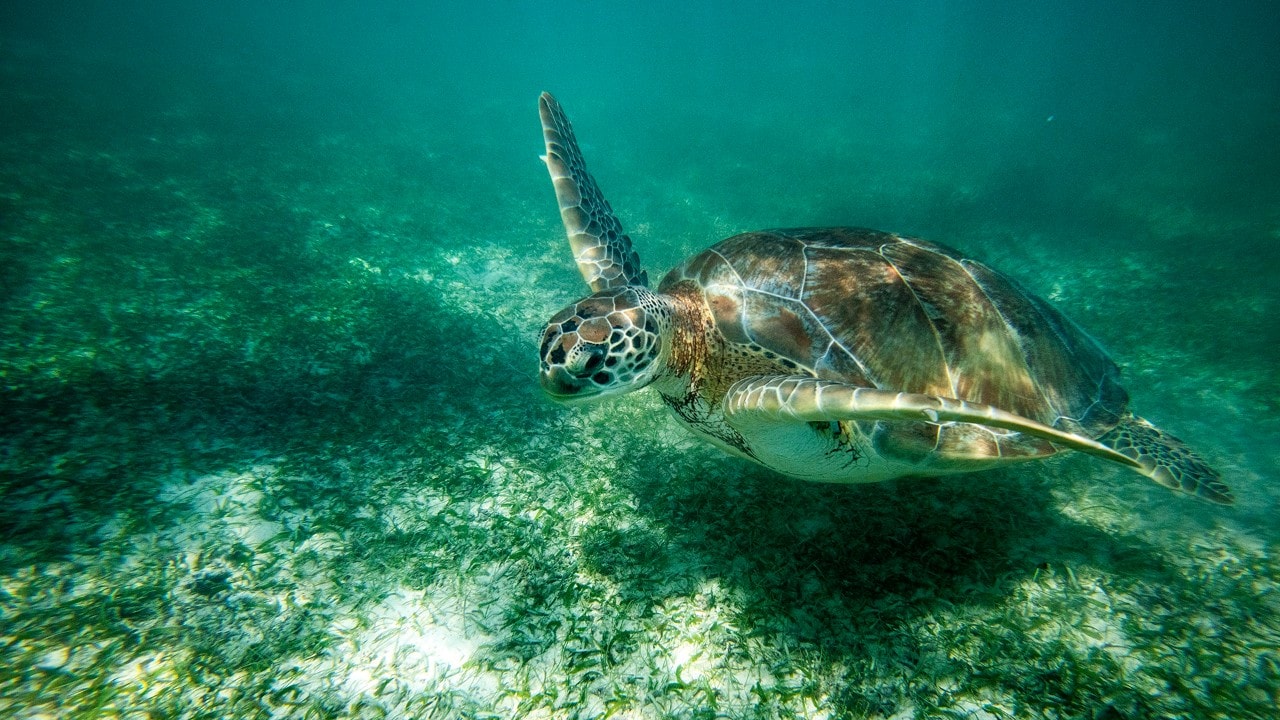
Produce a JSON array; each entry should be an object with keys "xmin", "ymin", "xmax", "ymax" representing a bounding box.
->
[{"xmin": 2, "ymin": 2, "xmax": 1277, "ymax": 718}]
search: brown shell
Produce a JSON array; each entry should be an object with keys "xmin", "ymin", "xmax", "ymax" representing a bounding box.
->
[{"xmin": 659, "ymin": 227, "xmax": 1128, "ymax": 435}]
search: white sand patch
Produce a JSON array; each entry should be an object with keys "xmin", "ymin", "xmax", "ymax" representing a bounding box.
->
[
  {"xmin": 155, "ymin": 465, "xmax": 284, "ymax": 547},
  {"xmin": 295, "ymin": 584, "xmax": 497, "ymax": 707}
]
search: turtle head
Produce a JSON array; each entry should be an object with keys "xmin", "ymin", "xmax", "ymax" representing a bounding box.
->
[{"xmin": 539, "ymin": 286, "xmax": 668, "ymax": 403}]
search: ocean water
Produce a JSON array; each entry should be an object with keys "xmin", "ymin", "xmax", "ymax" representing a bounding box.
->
[{"xmin": 1, "ymin": 1, "xmax": 1277, "ymax": 718}]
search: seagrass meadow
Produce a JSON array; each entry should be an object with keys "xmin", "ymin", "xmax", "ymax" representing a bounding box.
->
[{"xmin": 2, "ymin": 3, "xmax": 1278, "ymax": 719}]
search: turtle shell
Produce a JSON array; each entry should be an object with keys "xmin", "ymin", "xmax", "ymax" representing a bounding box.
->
[{"xmin": 658, "ymin": 227, "xmax": 1128, "ymax": 436}]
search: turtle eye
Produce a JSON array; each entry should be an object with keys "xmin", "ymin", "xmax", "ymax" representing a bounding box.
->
[{"xmin": 565, "ymin": 342, "xmax": 607, "ymax": 378}]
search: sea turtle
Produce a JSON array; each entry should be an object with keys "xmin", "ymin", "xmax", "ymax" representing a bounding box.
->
[{"xmin": 535, "ymin": 92, "xmax": 1232, "ymax": 504}]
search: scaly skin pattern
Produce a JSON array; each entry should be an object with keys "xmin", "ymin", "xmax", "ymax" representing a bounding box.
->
[
  {"xmin": 1100, "ymin": 416, "xmax": 1233, "ymax": 504},
  {"xmin": 539, "ymin": 92, "xmax": 647, "ymax": 291}
]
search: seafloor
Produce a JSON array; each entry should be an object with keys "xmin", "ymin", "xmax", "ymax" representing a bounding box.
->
[{"xmin": 2, "ymin": 48, "xmax": 1278, "ymax": 720}]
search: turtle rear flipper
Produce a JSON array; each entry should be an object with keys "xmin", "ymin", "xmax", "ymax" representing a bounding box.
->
[{"xmin": 1100, "ymin": 415, "xmax": 1233, "ymax": 505}]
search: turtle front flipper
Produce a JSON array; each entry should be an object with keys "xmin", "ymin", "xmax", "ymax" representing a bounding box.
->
[
  {"xmin": 723, "ymin": 376, "xmax": 1143, "ymax": 479},
  {"xmin": 1099, "ymin": 415, "xmax": 1233, "ymax": 505},
  {"xmin": 539, "ymin": 92, "xmax": 647, "ymax": 291}
]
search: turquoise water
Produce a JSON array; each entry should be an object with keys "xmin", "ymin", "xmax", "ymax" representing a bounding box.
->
[{"xmin": 2, "ymin": 2, "xmax": 1277, "ymax": 718}]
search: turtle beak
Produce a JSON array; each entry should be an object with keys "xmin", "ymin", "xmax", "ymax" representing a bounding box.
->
[{"xmin": 540, "ymin": 366, "xmax": 598, "ymax": 402}]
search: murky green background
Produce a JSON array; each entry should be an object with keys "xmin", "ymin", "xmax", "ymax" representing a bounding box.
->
[{"xmin": 2, "ymin": 2, "xmax": 1277, "ymax": 718}]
